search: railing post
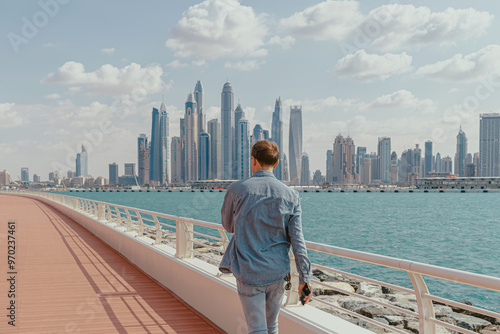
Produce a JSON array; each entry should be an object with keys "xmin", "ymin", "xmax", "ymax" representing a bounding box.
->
[
  {"xmin": 106, "ymin": 205, "xmax": 112, "ymax": 223},
  {"xmin": 153, "ymin": 216, "xmax": 162, "ymax": 245},
  {"xmin": 176, "ymin": 218, "xmax": 193, "ymax": 259},
  {"xmin": 409, "ymin": 272, "xmax": 436, "ymax": 334},
  {"xmin": 218, "ymin": 230, "xmax": 230, "ymax": 253},
  {"xmin": 137, "ymin": 212, "xmax": 144, "ymax": 237},
  {"xmin": 97, "ymin": 203, "xmax": 104, "ymax": 220},
  {"xmin": 284, "ymin": 250, "xmax": 300, "ymax": 306},
  {"xmin": 125, "ymin": 209, "xmax": 132, "ymax": 232}
]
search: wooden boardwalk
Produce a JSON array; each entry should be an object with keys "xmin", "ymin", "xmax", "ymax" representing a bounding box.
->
[{"xmin": 0, "ymin": 195, "xmax": 225, "ymax": 334}]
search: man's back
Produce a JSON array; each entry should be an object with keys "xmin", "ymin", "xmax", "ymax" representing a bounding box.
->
[{"xmin": 220, "ymin": 170, "xmax": 307, "ymax": 286}]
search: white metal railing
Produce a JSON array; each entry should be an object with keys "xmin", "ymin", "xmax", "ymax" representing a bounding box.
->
[{"xmin": 9, "ymin": 190, "xmax": 500, "ymax": 334}]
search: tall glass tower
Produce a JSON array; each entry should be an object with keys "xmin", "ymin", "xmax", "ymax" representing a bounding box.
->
[
  {"xmin": 160, "ymin": 102, "xmax": 169, "ymax": 184},
  {"xmin": 184, "ymin": 93, "xmax": 198, "ymax": 182},
  {"xmin": 194, "ymin": 80, "xmax": 205, "ymax": 134},
  {"xmin": 425, "ymin": 140, "xmax": 433, "ymax": 177},
  {"xmin": 455, "ymin": 126, "xmax": 468, "ymax": 177},
  {"xmin": 479, "ymin": 113, "xmax": 500, "ymax": 177},
  {"xmin": 150, "ymin": 107, "xmax": 164, "ymax": 184},
  {"xmin": 221, "ymin": 82, "xmax": 234, "ymax": 180},
  {"xmin": 289, "ymin": 106, "xmax": 303, "ymax": 185},
  {"xmin": 271, "ymin": 97, "xmax": 283, "ymax": 180},
  {"xmin": 76, "ymin": 145, "xmax": 88, "ymax": 177},
  {"xmin": 234, "ymin": 103, "xmax": 245, "ymax": 178},
  {"xmin": 208, "ymin": 119, "xmax": 221, "ymax": 180},
  {"xmin": 237, "ymin": 119, "xmax": 250, "ymax": 180},
  {"xmin": 199, "ymin": 132, "xmax": 210, "ymax": 180},
  {"xmin": 377, "ymin": 137, "xmax": 391, "ymax": 183}
]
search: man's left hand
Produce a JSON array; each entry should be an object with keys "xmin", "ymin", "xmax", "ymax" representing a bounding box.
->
[{"xmin": 298, "ymin": 283, "xmax": 312, "ymax": 304}]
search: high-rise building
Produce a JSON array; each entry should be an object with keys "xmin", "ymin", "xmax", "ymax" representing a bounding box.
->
[
  {"xmin": 289, "ymin": 106, "xmax": 302, "ymax": 185},
  {"xmin": 356, "ymin": 147, "xmax": 367, "ymax": 175},
  {"xmin": 282, "ymin": 153, "xmax": 289, "ymax": 182},
  {"xmin": 160, "ymin": 102, "xmax": 170, "ymax": 184},
  {"xmin": 194, "ymin": 80, "xmax": 205, "ymax": 134},
  {"xmin": 413, "ymin": 144, "xmax": 422, "ymax": 176},
  {"xmin": 237, "ymin": 119, "xmax": 251, "ymax": 180},
  {"xmin": 425, "ymin": 141, "xmax": 433, "ymax": 176},
  {"xmin": 207, "ymin": 119, "xmax": 221, "ymax": 180},
  {"xmin": 234, "ymin": 103, "xmax": 245, "ymax": 178},
  {"xmin": 312, "ymin": 170, "xmax": 323, "ymax": 185},
  {"xmin": 271, "ymin": 97, "xmax": 283, "ymax": 180},
  {"xmin": 252, "ymin": 124, "xmax": 264, "ymax": 145},
  {"xmin": 49, "ymin": 172, "xmax": 55, "ymax": 181},
  {"xmin": 171, "ymin": 137, "xmax": 184, "ymax": 184},
  {"xmin": 326, "ymin": 149, "xmax": 333, "ymax": 184},
  {"xmin": 184, "ymin": 93, "xmax": 199, "ymax": 182},
  {"xmin": 300, "ymin": 153, "xmax": 310, "ymax": 186},
  {"xmin": 138, "ymin": 134, "xmax": 150, "ymax": 186},
  {"xmin": 362, "ymin": 156, "xmax": 371, "ymax": 185},
  {"xmin": 221, "ymin": 82, "xmax": 234, "ymax": 180},
  {"xmin": 377, "ymin": 137, "xmax": 391, "ymax": 182},
  {"xmin": 443, "ymin": 156, "xmax": 453, "ymax": 173},
  {"xmin": 455, "ymin": 126, "xmax": 468, "ymax": 177},
  {"xmin": 33, "ymin": 174, "xmax": 40, "ymax": 183},
  {"xmin": 390, "ymin": 151, "xmax": 398, "ymax": 184},
  {"xmin": 76, "ymin": 145, "xmax": 88, "ymax": 177},
  {"xmin": 124, "ymin": 163, "xmax": 136, "ymax": 176},
  {"xmin": 263, "ymin": 130, "xmax": 270, "ymax": 141},
  {"xmin": 0, "ymin": 170, "xmax": 9, "ymax": 186},
  {"xmin": 435, "ymin": 152, "xmax": 442, "ymax": 173},
  {"xmin": 479, "ymin": 113, "xmax": 500, "ymax": 177},
  {"xmin": 199, "ymin": 132, "xmax": 211, "ymax": 180},
  {"xmin": 21, "ymin": 168, "xmax": 29, "ymax": 182},
  {"xmin": 332, "ymin": 134, "xmax": 358, "ymax": 184},
  {"xmin": 109, "ymin": 163, "xmax": 119, "ymax": 186},
  {"xmin": 150, "ymin": 107, "xmax": 164, "ymax": 184},
  {"xmin": 67, "ymin": 170, "xmax": 74, "ymax": 178}
]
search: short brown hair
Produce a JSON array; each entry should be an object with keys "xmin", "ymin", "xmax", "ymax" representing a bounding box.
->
[{"xmin": 252, "ymin": 140, "xmax": 279, "ymax": 166}]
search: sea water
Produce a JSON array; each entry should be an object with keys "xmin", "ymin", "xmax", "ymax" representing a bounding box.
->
[{"xmin": 59, "ymin": 191, "xmax": 500, "ymax": 311}]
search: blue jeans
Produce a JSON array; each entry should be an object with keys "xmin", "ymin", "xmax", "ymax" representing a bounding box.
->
[{"xmin": 237, "ymin": 279, "xmax": 285, "ymax": 334}]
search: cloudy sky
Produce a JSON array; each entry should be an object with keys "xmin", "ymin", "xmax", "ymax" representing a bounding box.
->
[{"xmin": 1, "ymin": 0, "xmax": 500, "ymax": 180}]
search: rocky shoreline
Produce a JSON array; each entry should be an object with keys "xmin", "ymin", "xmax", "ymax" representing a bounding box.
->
[{"xmin": 156, "ymin": 233, "xmax": 499, "ymax": 333}]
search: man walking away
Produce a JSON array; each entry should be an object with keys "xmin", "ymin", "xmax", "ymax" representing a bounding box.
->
[{"xmin": 219, "ymin": 140, "xmax": 312, "ymax": 334}]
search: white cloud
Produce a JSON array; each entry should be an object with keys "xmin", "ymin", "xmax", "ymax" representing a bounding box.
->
[
  {"xmin": 279, "ymin": 1, "xmax": 363, "ymax": 41},
  {"xmin": 281, "ymin": 3, "xmax": 492, "ymax": 51},
  {"xmin": 365, "ymin": 90, "xmax": 436, "ymax": 113},
  {"xmin": 43, "ymin": 43, "xmax": 55, "ymax": 47},
  {"xmin": 362, "ymin": 5, "xmax": 493, "ymax": 51},
  {"xmin": 42, "ymin": 61, "xmax": 165, "ymax": 97},
  {"xmin": 224, "ymin": 59, "xmax": 265, "ymax": 71},
  {"xmin": 69, "ymin": 102, "xmax": 115, "ymax": 128},
  {"xmin": 267, "ymin": 35, "xmax": 295, "ymax": 50},
  {"xmin": 44, "ymin": 93, "xmax": 61, "ymax": 99},
  {"xmin": 416, "ymin": 45, "xmax": 500, "ymax": 82},
  {"xmin": 101, "ymin": 47, "xmax": 115, "ymax": 54},
  {"xmin": 192, "ymin": 59, "xmax": 207, "ymax": 67},
  {"xmin": 166, "ymin": 60, "xmax": 189, "ymax": 68},
  {"xmin": 334, "ymin": 50, "xmax": 412, "ymax": 81},
  {"xmin": 166, "ymin": 0, "xmax": 268, "ymax": 60},
  {"xmin": 0, "ymin": 103, "xmax": 23, "ymax": 128}
]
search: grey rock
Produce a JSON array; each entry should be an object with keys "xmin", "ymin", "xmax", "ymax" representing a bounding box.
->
[
  {"xmin": 481, "ymin": 324, "xmax": 500, "ymax": 333},
  {"xmin": 433, "ymin": 305, "xmax": 453, "ymax": 316},
  {"xmin": 360, "ymin": 306, "xmax": 400, "ymax": 319},
  {"xmin": 358, "ymin": 281, "xmax": 383, "ymax": 298},
  {"xmin": 382, "ymin": 315, "xmax": 406, "ymax": 327},
  {"xmin": 449, "ymin": 311, "xmax": 491, "ymax": 331}
]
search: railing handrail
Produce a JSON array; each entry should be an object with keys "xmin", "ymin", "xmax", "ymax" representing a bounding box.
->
[
  {"xmin": 307, "ymin": 241, "xmax": 500, "ymax": 292},
  {"xmin": 8, "ymin": 190, "xmax": 500, "ymax": 334}
]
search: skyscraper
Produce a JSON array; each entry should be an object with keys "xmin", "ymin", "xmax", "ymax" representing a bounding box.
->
[
  {"xmin": 184, "ymin": 93, "xmax": 198, "ymax": 182},
  {"xmin": 160, "ymin": 102, "xmax": 170, "ymax": 184},
  {"xmin": 199, "ymin": 132, "xmax": 210, "ymax": 180},
  {"xmin": 282, "ymin": 153, "xmax": 289, "ymax": 182},
  {"xmin": 390, "ymin": 151, "xmax": 398, "ymax": 184},
  {"xmin": 455, "ymin": 126, "xmax": 468, "ymax": 177},
  {"xmin": 443, "ymin": 156, "xmax": 453, "ymax": 173},
  {"xmin": 479, "ymin": 113, "xmax": 500, "ymax": 177},
  {"xmin": 138, "ymin": 134, "xmax": 150, "ymax": 186},
  {"xmin": 124, "ymin": 163, "xmax": 136, "ymax": 176},
  {"xmin": 252, "ymin": 124, "xmax": 264, "ymax": 145},
  {"xmin": 207, "ymin": 119, "xmax": 221, "ymax": 180},
  {"xmin": 21, "ymin": 168, "xmax": 29, "ymax": 182},
  {"xmin": 171, "ymin": 137, "xmax": 184, "ymax": 184},
  {"xmin": 194, "ymin": 80, "xmax": 205, "ymax": 134},
  {"xmin": 326, "ymin": 149, "xmax": 333, "ymax": 184},
  {"xmin": 332, "ymin": 134, "xmax": 358, "ymax": 184},
  {"xmin": 75, "ymin": 145, "xmax": 88, "ymax": 177},
  {"xmin": 221, "ymin": 82, "xmax": 234, "ymax": 179},
  {"xmin": 435, "ymin": 152, "xmax": 442, "ymax": 173},
  {"xmin": 150, "ymin": 107, "xmax": 164, "ymax": 184},
  {"xmin": 377, "ymin": 137, "xmax": 391, "ymax": 182},
  {"xmin": 237, "ymin": 119, "xmax": 251, "ymax": 180},
  {"xmin": 234, "ymin": 103, "xmax": 245, "ymax": 178},
  {"xmin": 109, "ymin": 163, "xmax": 119, "ymax": 186},
  {"xmin": 271, "ymin": 97, "xmax": 283, "ymax": 180},
  {"xmin": 425, "ymin": 140, "xmax": 433, "ymax": 177},
  {"xmin": 356, "ymin": 147, "xmax": 367, "ymax": 175},
  {"xmin": 300, "ymin": 153, "xmax": 310, "ymax": 186},
  {"xmin": 0, "ymin": 170, "xmax": 9, "ymax": 186},
  {"xmin": 289, "ymin": 106, "xmax": 302, "ymax": 185}
]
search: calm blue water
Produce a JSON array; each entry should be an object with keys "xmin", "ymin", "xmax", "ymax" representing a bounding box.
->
[{"xmin": 59, "ymin": 191, "xmax": 500, "ymax": 311}]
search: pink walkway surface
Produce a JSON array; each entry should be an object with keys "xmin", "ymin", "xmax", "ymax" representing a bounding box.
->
[{"xmin": 0, "ymin": 194, "xmax": 225, "ymax": 333}]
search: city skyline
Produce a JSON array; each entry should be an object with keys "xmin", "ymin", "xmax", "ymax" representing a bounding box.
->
[{"xmin": 2, "ymin": 1, "xmax": 500, "ymax": 178}]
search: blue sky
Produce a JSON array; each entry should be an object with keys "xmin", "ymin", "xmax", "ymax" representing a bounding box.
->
[{"xmin": 1, "ymin": 0, "xmax": 500, "ymax": 179}]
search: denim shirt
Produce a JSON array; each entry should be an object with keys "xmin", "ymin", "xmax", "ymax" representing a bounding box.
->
[{"xmin": 219, "ymin": 170, "xmax": 311, "ymax": 286}]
